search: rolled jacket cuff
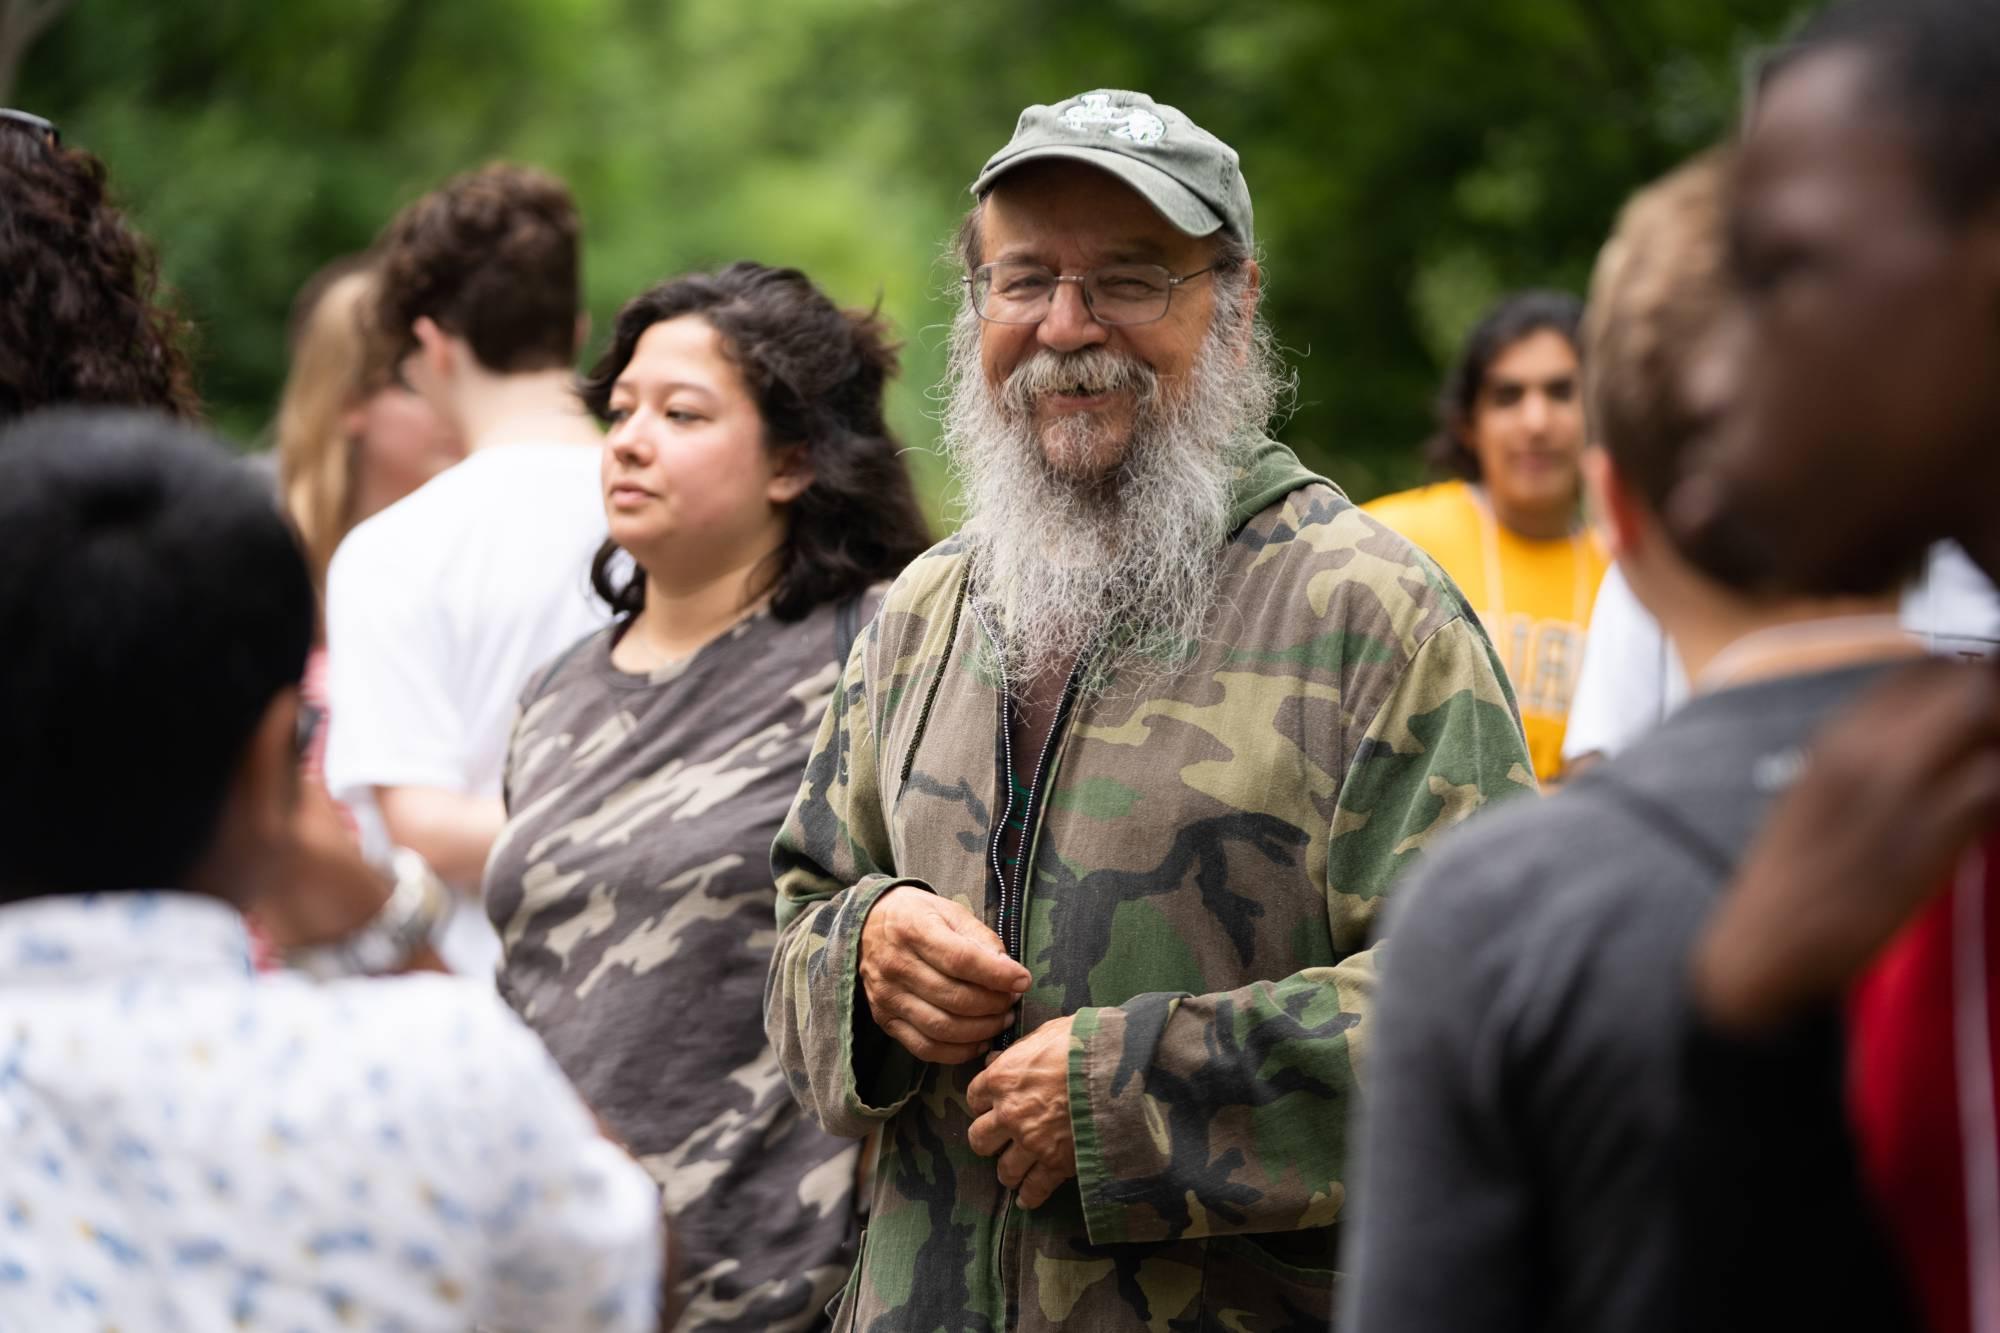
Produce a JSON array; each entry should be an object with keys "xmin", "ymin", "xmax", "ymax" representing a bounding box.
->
[{"xmin": 839, "ymin": 877, "xmax": 936, "ymax": 1123}]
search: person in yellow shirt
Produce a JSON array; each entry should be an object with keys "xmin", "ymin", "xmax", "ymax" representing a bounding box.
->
[{"xmin": 1366, "ymin": 290, "xmax": 1606, "ymax": 783}]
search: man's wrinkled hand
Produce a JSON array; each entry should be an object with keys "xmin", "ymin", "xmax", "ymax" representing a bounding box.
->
[
  {"xmin": 859, "ymin": 886, "xmax": 1030, "ymax": 1064},
  {"xmin": 967, "ymin": 1015, "xmax": 1078, "ymax": 1209}
]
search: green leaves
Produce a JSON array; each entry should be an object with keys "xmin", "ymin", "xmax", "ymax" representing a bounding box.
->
[{"xmin": 21, "ymin": 0, "xmax": 1808, "ymax": 508}]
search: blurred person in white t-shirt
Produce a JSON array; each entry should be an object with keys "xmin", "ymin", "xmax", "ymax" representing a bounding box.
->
[
  {"xmin": 1563, "ymin": 542, "xmax": 2000, "ymax": 769},
  {"xmin": 323, "ymin": 164, "xmax": 610, "ymax": 975}
]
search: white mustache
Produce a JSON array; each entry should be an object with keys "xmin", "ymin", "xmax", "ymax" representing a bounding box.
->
[{"xmin": 999, "ymin": 348, "xmax": 1157, "ymax": 415}]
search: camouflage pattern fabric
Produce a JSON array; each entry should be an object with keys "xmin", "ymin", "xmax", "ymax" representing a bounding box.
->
[
  {"xmin": 766, "ymin": 438, "xmax": 1535, "ymax": 1331},
  {"xmin": 488, "ymin": 600, "xmax": 878, "ymax": 1331}
]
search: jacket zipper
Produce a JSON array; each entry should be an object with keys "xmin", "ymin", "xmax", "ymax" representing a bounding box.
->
[
  {"xmin": 969, "ymin": 600, "xmax": 1091, "ymax": 1333},
  {"xmin": 1000, "ymin": 657, "xmax": 1085, "ymax": 973},
  {"xmin": 970, "ymin": 601, "xmax": 1088, "ymax": 1034}
]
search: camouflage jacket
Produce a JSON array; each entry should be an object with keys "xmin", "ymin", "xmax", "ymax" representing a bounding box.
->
[{"xmin": 766, "ymin": 439, "xmax": 1534, "ymax": 1331}]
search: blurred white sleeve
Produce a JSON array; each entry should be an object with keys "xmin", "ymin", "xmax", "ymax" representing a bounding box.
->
[
  {"xmin": 1902, "ymin": 541, "xmax": 2000, "ymax": 661},
  {"xmin": 1562, "ymin": 563, "xmax": 1689, "ymax": 763},
  {"xmin": 322, "ymin": 527, "xmax": 466, "ymax": 808}
]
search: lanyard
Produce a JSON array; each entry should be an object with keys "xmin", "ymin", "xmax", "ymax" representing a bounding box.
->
[
  {"xmin": 1695, "ymin": 615, "xmax": 1915, "ymax": 694},
  {"xmin": 1469, "ymin": 484, "xmax": 1593, "ymax": 635}
]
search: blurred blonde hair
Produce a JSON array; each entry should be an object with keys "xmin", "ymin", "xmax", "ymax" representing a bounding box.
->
[
  {"xmin": 275, "ymin": 258, "xmax": 381, "ymax": 589},
  {"xmin": 1580, "ymin": 148, "xmax": 1733, "ymax": 517}
]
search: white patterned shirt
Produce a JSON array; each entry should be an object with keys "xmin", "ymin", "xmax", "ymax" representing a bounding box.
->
[{"xmin": 0, "ymin": 891, "xmax": 663, "ymax": 1332}]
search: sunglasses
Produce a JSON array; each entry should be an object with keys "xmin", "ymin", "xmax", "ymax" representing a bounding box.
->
[
  {"xmin": 295, "ymin": 702, "xmax": 325, "ymax": 760},
  {"xmin": 0, "ymin": 109, "xmax": 60, "ymax": 149}
]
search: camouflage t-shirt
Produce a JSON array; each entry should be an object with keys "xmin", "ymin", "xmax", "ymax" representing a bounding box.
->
[{"xmin": 486, "ymin": 597, "xmax": 875, "ymax": 1332}]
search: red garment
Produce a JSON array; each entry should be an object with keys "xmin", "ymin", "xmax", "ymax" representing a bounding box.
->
[{"xmin": 1848, "ymin": 836, "xmax": 2000, "ymax": 1333}]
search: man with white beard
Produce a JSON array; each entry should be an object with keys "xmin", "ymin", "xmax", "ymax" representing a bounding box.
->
[{"xmin": 766, "ymin": 89, "xmax": 1534, "ymax": 1331}]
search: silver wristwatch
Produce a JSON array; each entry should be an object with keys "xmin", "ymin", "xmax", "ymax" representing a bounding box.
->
[{"xmin": 288, "ymin": 847, "xmax": 452, "ymax": 980}]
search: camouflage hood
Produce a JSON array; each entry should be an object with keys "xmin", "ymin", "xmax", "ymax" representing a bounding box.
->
[
  {"xmin": 1220, "ymin": 433, "xmax": 1326, "ymax": 534},
  {"xmin": 767, "ymin": 436, "xmax": 1533, "ymax": 1331}
]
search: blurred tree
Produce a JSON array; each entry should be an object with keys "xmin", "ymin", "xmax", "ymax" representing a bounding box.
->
[
  {"xmin": 18, "ymin": 0, "xmax": 1808, "ymax": 516},
  {"xmin": 0, "ymin": 0, "xmax": 72, "ymax": 101}
]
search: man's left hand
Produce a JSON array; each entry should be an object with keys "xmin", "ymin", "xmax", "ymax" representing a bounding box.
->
[{"xmin": 966, "ymin": 1015, "xmax": 1078, "ymax": 1208}]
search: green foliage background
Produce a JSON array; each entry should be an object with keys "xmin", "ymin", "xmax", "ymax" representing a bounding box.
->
[{"xmin": 21, "ymin": 0, "xmax": 1807, "ymax": 517}]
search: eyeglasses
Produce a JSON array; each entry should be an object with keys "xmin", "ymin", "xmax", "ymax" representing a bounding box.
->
[
  {"xmin": 0, "ymin": 109, "xmax": 60, "ymax": 149},
  {"xmin": 966, "ymin": 261, "xmax": 1218, "ymax": 327}
]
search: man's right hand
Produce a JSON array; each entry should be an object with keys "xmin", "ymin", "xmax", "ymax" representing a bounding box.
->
[
  {"xmin": 1693, "ymin": 658, "xmax": 2000, "ymax": 1035},
  {"xmin": 860, "ymin": 886, "xmax": 1031, "ymax": 1064}
]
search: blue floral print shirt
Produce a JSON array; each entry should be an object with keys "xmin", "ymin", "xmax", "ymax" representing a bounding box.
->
[{"xmin": 0, "ymin": 890, "xmax": 662, "ymax": 1331}]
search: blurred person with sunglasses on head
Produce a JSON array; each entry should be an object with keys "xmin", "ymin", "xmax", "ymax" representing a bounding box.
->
[
  {"xmin": 0, "ymin": 108, "xmax": 196, "ymax": 423},
  {"xmin": 0, "ymin": 113, "xmax": 412, "ymax": 972}
]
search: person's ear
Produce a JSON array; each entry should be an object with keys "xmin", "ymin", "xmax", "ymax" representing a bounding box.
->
[
  {"xmin": 413, "ymin": 316, "xmax": 455, "ymax": 382},
  {"xmin": 242, "ymin": 689, "xmax": 304, "ymax": 834},
  {"xmin": 766, "ymin": 443, "xmax": 814, "ymax": 506},
  {"xmin": 1242, "ymin": 259, "xmax": 1261, "ymax": 304},
  {"xmin": 1584, "ymin": 444, "xmax": 1647, "ymax": 561},
  {"xmin": 340, "ymin": 402, "xmax": 370, "ymax": 445},
  {"xmin": 574, "ymin": 312, "xmax": 592, "ymax": 357},
  {"xmin": 190, "ymin": 688, "xmax": 304, "ymax": 908}
]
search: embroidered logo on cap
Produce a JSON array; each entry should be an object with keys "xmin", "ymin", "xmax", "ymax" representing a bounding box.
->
[{"xmin": 1058, "ymin": 93, "xmax": 1166, "ymax": 146}]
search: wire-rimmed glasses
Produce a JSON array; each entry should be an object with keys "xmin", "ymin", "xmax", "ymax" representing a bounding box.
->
[{"xmin": 967, "ymin": 261, "xmax": 1217, "ymax": 326}]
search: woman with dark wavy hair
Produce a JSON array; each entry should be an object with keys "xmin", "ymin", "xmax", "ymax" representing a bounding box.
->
[
  {"xmin": 0, "ymin": 110, "xmax": 198, "ymax": 422},
  {"xmin": 482, "ymin": 261, "xmax": 930, "ymax": 1331}
]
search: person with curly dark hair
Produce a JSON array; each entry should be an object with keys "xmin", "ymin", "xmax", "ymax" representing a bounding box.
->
[
  {"xmin": 370, "ymin": 160, "xmax": 582, "ymax": 378},
  {"xmin": 320, "ymin": 162, "xmax": 605, "ymax": 976},
  {"xmin": 0, "ymin": 109, "xmax": 198, "ymax": 422},
  {"xmin": 481, "ymin": 261, "xmax": 930, "ymax": 1331}
]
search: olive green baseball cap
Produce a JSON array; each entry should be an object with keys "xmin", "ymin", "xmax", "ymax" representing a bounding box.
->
[{"xmin": 971, "ymin": 89, "xmax": 1254, "ymax": 250}]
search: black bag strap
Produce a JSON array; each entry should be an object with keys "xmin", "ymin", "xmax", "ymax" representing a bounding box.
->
[{"xmin": 1588, "ymin": 771, "xmax": 1737, "ymax": 884}]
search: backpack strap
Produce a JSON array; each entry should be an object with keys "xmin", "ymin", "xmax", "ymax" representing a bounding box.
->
[{"xmin": 1588, "ymin": 772, "xmax": 1737, "ymax": 884}]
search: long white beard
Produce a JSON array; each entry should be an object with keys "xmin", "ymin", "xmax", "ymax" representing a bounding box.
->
[{"xmin": 940, "ymin": 306, "xmax": 1264, "ymax": 691}]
